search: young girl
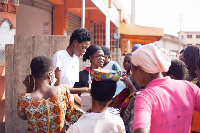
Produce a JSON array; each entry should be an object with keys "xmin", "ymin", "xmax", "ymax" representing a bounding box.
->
[
  {"xmin": 17, "ymin": 56, "xmax": 83, "ymax": 132},
  {"xmin": 116, "ymin": 53, "xmax": 140, "ymax": 109}
]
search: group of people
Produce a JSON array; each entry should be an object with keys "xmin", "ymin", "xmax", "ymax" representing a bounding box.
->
[{"xmin": 17, "ymin": 28, "xmax": 200, "ymax": 133}]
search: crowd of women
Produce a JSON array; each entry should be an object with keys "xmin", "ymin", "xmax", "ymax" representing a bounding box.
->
[{"xmin": 17, "ymin": 28, "xmax": 200, "ymax": 133}]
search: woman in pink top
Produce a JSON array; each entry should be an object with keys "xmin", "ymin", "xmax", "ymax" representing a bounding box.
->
[{"xmin": 130, "ymin": 43, "xmax": 200, "ymax": 133}]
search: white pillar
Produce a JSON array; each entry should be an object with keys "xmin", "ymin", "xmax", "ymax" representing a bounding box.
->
[
  {"xmin": 105, "ymin": 15, "xmax": 110, "ymax": 48},
  {"xmin": 81, "ymin": 0, "xmax": 85, "ymax": 28},
  {"xmin": 117, "ymin": 28, "xmax": 120, "ymax": 62},
  {"xmin": 131, "ymin": 0, "xmax": 135, "ymax": 24},
  {"xmin": 128, "ymin": 40, "xmax": 130, "ymax": 52}
]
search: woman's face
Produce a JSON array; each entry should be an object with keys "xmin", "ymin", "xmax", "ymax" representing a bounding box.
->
[
  {"xmin": 181, "ymin": 55, "xmax": 188, "ymax": 66},
  {"xmin": 90, "ymin": 50, "xmax": 105, "ymax": 67},
  {"xmin": 131, "ymin": 64, "xmax": 149, "ymax": 87},
  {"xmin": 123, "ymin": 55, "xmax": 131, "ymax": 71},
  {"xmin": 74, "ymin": 41, "xmax": 90, "ymax": 57},
  {"xmin": 195, "ymin": 66, "xmax": 200, "ymax": 81}
]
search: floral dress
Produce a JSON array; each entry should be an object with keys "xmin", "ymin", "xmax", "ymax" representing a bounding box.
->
[
  {"xmin": 120, "ymin": 91, "xmax": 141, "ymax": 133},
  {"xmin": 17, "ymin": 85, "xmax": 83, "ymax": 133}
]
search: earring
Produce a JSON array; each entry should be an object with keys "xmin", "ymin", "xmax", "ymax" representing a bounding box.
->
[{"xmin": 50, "ymin": 78, "xmax": 53, "ymax": 83}]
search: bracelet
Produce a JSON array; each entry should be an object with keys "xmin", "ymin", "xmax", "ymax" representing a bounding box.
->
[{"xmin": 132, "ymin": 91, "xmax": 141, "ymax": 97}]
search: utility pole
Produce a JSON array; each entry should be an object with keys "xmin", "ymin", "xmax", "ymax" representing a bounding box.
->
[
  {"xmin": 81, "ymin": 0, "xmax": 85, "ymax": 28},
  {"xmin": 179, "ymin": 14, "xmax": 183, "ymax": 53}
]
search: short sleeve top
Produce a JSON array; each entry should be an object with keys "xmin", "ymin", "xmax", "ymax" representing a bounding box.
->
[
  {"xmin": 52, "ymin": 50, "xmax": 79, "ymax": 88},
  {"xmin": 102, "ymin": 61, "xmax": 121, "ymax": 71},
  {"xmin": 17, "ymin": 85, "xmax": 83, "ymax": 133}
]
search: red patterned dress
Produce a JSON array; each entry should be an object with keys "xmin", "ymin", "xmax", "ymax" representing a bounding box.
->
[{"xmin": 17, "ymin": 85, "xmax": 83, "ymax": 133}]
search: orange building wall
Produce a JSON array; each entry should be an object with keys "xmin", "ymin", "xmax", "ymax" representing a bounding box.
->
[
  {"xmin": 0, "ymin": 0, "xmax": 17, "ymax": 28},
  {"xmin": 54, "ymin": 5, "xmax": 65, "ymax": 35},
  {"xmin": 0, "ymin": 67, "xmax": 5, "ymax": 133},
  {"xmin": 0, "ymin": 2, "xmax": 17, "ymax": 133}
]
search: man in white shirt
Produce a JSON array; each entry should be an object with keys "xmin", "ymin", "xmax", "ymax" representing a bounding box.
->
[{"xmin": 52, "ymin": 28, "xmax": 92, "ymax": 105}]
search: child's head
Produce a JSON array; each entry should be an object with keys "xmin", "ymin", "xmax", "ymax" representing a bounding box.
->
[
  {"xmin": 91, "ymin": 79, "xmax": 116, "ymax": 103},
  {"xmin": 101, "ymin": 46, "xmax": 111, "ymax": 65},
  {"xmin": 30, "ymin": 56, "xmax": 53, "ymax": 79},
  {"xmin": 123, "ymin": 53, "xmax": 132, "ymax": 72},
  {"xmin": 166, "ymin": 59, "xmax": 187, "ymax": 80}
]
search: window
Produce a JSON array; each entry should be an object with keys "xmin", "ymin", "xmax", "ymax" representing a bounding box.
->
[
  {"xmin": 187, "ymin": 35, "xmax": 192, "ymax": 38},
  {"xmin": 187, "ymin": 44, "xmax": 192, "ymax": 45},
  {"xmin": 179, "ymin": 35, "xmax": 184, "ymax": 39},
  {"xmin": 196, "ymin": 35, "xmax": 200, "ymax": 38}
]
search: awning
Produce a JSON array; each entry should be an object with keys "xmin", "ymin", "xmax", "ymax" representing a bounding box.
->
[{"xmin": 120, "ymin": 22, "xmax": 164, "ymax": 45}]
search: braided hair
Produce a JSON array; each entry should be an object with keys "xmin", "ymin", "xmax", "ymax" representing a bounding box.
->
[{"xmin": 183, "ymin": 45, "xmax": 200, "ymax": 78}]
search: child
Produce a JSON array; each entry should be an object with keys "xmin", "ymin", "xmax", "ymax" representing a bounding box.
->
[
  {"xmin": 67, "ymin": 79, "xmax": 125, "ymax": 133},
  {"xmin": 165, "ymin": 59, "xmax": 187, "ymax": 80},
  {"xmin": 18, "ymin": 56, "xmax": 83, "ymax": 132},
  {"xmin": 116, "ymin": 53, "xmax": 140, "ymax": 109},
  {"xmin": 101, "ymin": 46, "xmax": 121, "ymax": 71}
]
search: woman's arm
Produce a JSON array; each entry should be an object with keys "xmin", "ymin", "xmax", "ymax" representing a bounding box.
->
[
  {"xmin": 23, "ymin": 75, "xmax": 34, "ymax": 93},
  {"xmin": 18, "ymin": 113, "xmax": 28, "ymax": 120},
  {"xmin": 120, "ymin": 76, "xmax": 137, "ymax": 94},
  {"xmin": 69, "ymin": 87, "xmax": 91, "ymax": 94},
  {"xmin": 134, "ymin": 128, "xmax": 149, "ymax": 133},
  {"xmin": 54, "ymin": 67, "xmax": 62, "ymax": 86}
]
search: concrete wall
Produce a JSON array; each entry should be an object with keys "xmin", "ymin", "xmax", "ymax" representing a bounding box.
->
[
  {"xmin": 16, "ymin": 3, "xmax": 52, "ymax": 35},
  {"xmin": 5, "ymin": 35, "xmax": 69, "ymax": 133},
  {"xmin": 5, "ymin": 35, "xmax": 88, "ymax": 132}
]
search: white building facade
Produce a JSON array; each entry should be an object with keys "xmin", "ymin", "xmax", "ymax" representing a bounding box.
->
[
  {"xmin": 178, "ymin": 31, "xmax": 200, "ymax": 46},
  {"xmin": 155, "ymin": 34, "xmax": 187, "ymax": 54}
]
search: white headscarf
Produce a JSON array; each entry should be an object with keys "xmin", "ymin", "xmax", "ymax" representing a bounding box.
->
[{"xmin": 131, "ymin": 43, "xmax": 171, "ymax": 74}]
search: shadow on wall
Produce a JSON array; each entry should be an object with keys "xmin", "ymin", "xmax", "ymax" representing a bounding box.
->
[{"xmin": 0, "ymin": 66, "xmax": 5, "ymax": 133}]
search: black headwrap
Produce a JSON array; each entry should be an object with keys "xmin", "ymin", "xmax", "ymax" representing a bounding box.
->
[
  {"xmin": 101, "ymin": 46, "xmax": 110, "ymax": 56},
  {"xmin": 183, "ymin": 45, "xmax": 200, "ymax": 78},
  {"xmin": 83, "ymin": 44, "xmax": 102, "ymax": 62}
]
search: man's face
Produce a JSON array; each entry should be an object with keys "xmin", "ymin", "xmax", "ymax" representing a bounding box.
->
[
  {"xmin": 74, "ymin": 41, "xmax": 90, "ymax": 57},
  {"xmin": 90, "ymin": 50, "xmax": 105, "ymax": 67},
  {"xmin": 103, "ymin": 54, "xmax": 110, "ymax": 64}
]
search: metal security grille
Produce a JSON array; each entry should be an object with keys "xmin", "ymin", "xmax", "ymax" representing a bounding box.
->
[
  {"xmin": 91, "ymin": 21, "xmax": 118, "ymax": 61},
  {"xmin": 91, "ymin": 21, "xmax": 105, "ymax": 47},
  {"xmin": 110, "ymin": 22, "xmax": 118, "ymax": 62},
  {"xmin": 67, "ymin": 12, "xmax": 81, "ymax": 36}
]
